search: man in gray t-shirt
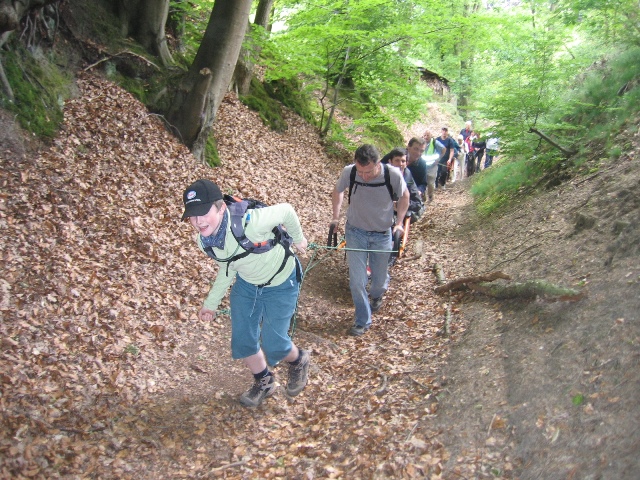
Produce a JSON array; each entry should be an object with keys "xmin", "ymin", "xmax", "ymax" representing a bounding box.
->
[{"xmin": 330, "ymin": 144, "xmax": 410, "ymax": 336}]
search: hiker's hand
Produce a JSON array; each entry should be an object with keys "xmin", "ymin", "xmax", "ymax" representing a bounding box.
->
[
  {"xmin": 392, "ymin": 223, "xmax": 404, "ymax": 234},
  {"xmin": 294, "ymin": 237, "xmax": 308, "ymax": 255},
  {"xmin": 329, "ymin": 220, "xmax": 339, "ymax": 232},
  {"xmin": 199, "ymin": 307, "xmax": 216, "ymax": 322}
]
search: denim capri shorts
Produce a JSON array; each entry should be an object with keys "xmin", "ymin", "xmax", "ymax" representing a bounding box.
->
[{"xmin": 229, "ymin": 265, "xmax": 300, "ymax": 366}]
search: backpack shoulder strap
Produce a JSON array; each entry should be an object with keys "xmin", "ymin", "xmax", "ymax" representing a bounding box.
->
[
  {"xmin": 382, "ymin": 163, "xmax": 395, "ymax": 201},
  {"xmin": 227, "ymin": 201, "xmax": 255, "ymax": 252},
  {"xmin": 348, "ymin": 165, "xmax": 357, "ymax": 204}
]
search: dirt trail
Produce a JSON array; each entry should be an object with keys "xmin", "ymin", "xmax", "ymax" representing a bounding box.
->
[{"xmin": 1, "ymin": 75, "xmax": 638, "ymax": 479}]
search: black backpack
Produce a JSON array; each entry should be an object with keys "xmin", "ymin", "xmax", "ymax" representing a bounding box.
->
[
  {"xmin": 348, "ymin": 163, "xmax": 395, "ymax": 204},
  {"xmin": 202, "ymin": 195, "xmax": 296, "ymax": 287}
]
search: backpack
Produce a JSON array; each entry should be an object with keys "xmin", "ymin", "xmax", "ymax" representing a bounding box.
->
[
  {"xmin": 202, "ymin": 195, "xmax": 296, "ymax": 287},
  {"xmin": 348, "ymin": 163, "xmax": 395, "ymax": 204}
]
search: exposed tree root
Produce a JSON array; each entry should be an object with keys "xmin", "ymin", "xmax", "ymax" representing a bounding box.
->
[
  {"xmin": 435, "ymin": 271, "xmax": 584, "ymax": 302},
  {"xmin": 434, "ymin": 271, "xmax": 512, "ymax": 294}
]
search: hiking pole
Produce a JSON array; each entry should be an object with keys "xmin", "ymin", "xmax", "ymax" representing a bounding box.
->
[{"xmin": 399, "ymin": 216, "xmax": 411, "ymax": 258}]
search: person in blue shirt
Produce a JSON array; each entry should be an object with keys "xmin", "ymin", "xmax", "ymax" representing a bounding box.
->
[{"xmin": 436, "ymin": 128, "xmax": 457, "ymax": 189}]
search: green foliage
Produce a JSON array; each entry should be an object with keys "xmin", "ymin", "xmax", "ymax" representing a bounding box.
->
[
  {"xmin": 124, "ymin": 344, "xmax": 140, "ymax": 356},
  {"xmin": 169, "ymin": 0, "xmax": 216, "ymax": 62},
  {"xmin": 264, "ymin": 78, "xmax": 316, "ymax": 125},
  {"xmin": 562, "ymin": 47, "xmax": 640, "ymax": 144},
  {"xmin": 205, "ymin": 135, "xmax": 221, "ymax": 167},
  {"xmin": 0, "ymin": 46, "xmax": 71, "ymax": 138},
  {"xmin": 114, "ymin": 73, "xmax": 150, "ymax": 104},
  {"xmin": 239, "ymin": 78, "xmax": 288, "ymax": 132},
  {"xmin": 265, "ymin": 0, "xmax": 449, "ymax": 140},
  {"xmin": 354, "ymin": 111, "xmax": 404, "ymax": 153},
  {"xmin": 470, "ymin": 44, "xmax": 639, "ymax": 216},
  {"xmin": 324, "ymin": 122, "xmax": 357, "ymax": 161},
  {"xmin": 557, "ymin": 0, "xmax": 640, "ymax": 47}
]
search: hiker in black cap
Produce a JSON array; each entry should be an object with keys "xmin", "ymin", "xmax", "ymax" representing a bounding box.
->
[{"xmin": 181, "ymin": 179, "xmax": 311, "ymax": 407}]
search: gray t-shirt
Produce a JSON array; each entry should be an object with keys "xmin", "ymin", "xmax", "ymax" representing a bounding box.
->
[{"xmin": 336, "ymin": 163, "xmax": 407, "ymax": 232}]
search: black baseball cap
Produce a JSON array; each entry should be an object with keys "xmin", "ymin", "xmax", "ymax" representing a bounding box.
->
[{"xmin": 181, "ymin": 179, "xmax": 223, "ymax": 220}]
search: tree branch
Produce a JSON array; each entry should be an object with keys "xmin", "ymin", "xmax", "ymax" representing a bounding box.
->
[{"xmin": 528, "ymin": 127, "xmax": 577, "ymax": 158}]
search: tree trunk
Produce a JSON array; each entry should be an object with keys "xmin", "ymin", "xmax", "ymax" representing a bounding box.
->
[
  {"xmin": 254, "ymin": 0, "xmax": 274, "ymax": 30},
  {"xmin": 455, "ymin": 0, "xmax": 478, "ymax": 116},
  {"xmin": 114, "ymin": 0, "xmax": 173, "ymax": 66},
  {"xmin": 167, "ymin": 0, "xmax": 252, "ymax": 162},
  {"xmin": 528, "ymin": 127, "xmax": 577, "ymax": 157},
  {"xmin": 233, "ymin": 0, "xmax": 275, "ymax": 95}
]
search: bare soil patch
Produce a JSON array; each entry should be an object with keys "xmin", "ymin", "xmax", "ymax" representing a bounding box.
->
[{"xmin": 429, "ymin": 149, "xmax": 640, "ymax": 479}]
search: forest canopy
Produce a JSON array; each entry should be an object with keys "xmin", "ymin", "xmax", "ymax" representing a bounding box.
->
[{"xmin": 0, "ymin": 0, "xmax": 638, "ymax": 172}]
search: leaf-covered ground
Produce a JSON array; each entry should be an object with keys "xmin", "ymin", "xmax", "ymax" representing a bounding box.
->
[{"xmin": 1, "ymin": 73, "xmax": 639, "ymax": 479}]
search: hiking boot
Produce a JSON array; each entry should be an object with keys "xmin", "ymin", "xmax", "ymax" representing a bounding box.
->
[
  {"xmin": 370, "ymin": 296, "xmax": 384, "ymax": 313},
  {"xmin": 286, "ymin": 350, "xmax": 310, "ymax": 397},
  {"xmin": 239, "ymin": 374, "xmax": 276, "ymax": 407},
  {"xmin": 348, "ymin": 324, "xmax": 370, "ymax": 336}
]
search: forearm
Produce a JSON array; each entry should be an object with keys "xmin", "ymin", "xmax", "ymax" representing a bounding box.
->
[
  {"xmin": 202, "ymin": 271, "xmax": 235, "ymax": 311},
  {"xmin": 331, "ymin": 190, "xmax": 344, "ymax": 221},
  {"xmin": 395, "ymin": 191, "xmax": 410, "ymax": 224}
]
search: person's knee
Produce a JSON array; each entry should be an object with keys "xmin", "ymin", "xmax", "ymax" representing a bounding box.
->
[
  {"xmin": 263, "ymin": 345, "xmax": 291, "ymax": 367},
  {"xmin": 231, "ymin": 341, "xmax": 260, "ymax": 361}
]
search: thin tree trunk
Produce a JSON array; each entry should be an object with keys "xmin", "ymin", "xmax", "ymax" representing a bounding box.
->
[
  {"xmin": 321, "ymin": 46, "xmax": 350, "ymax": 137},
  {"xmin": 0, "ymin": 55, "xmax": 14, "ymax": 101},
  {"xmin": 167, "ymin": 0, "xmax": 186, "ymax": 53},
  {"xmin": 234, "ymin": 0, "xmax": 275, "ymax": 95},
  {"xmin": 167, "ymin": 0, "xmax": 252, "ymax": 162},
  {"xmin": 254, "ymin": 0, "xmax": 274, "ymax": 29}
]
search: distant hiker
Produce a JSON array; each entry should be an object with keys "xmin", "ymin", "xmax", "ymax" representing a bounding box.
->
[
  {"xmin": 436, "ymin": 127, "xmax": 457, "ymax": 189},
  {"xmin": 448, "ymin": 135, "xmax": 463, "ymax": 183},
  {"xmin": 181, "ymin": 179, "xmax": 310, "ymax": 407},
  {"xmin": 330, "ymin": 144, "xmax": 409, "ymax": 336},
  {"xmin": 405, "ymin": 136, "xmax": 427, "ymax": 197},
  {"xmin": 460, "ymin": 121, "xmax": 473, "ymax": 141},
  {"xmin": 420, "ymin": 130, "xmax": 444, "ymax": 202},
  {"xmin": 452, "ymin": 133, "xmax": 467, "ymax": 182},
  {"xmin": 387, "ymin": 147, "xmax": 425, "ymax": 223},
  {"xmin": 466, "ymin": 132, "xmax": 476, "ymax": 178},
  {"xmin": 472, "ymin": 132, "xmax": 487, "ymax": 173},
  {"xmin": 485, "ymin": 135, "xmax": 499, "ymax": 169}
]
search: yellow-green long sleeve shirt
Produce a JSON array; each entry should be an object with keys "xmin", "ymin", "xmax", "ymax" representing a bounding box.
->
[{"xmin": 197, "ymin": 203, "xmax": 304, "ymax": 311}]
